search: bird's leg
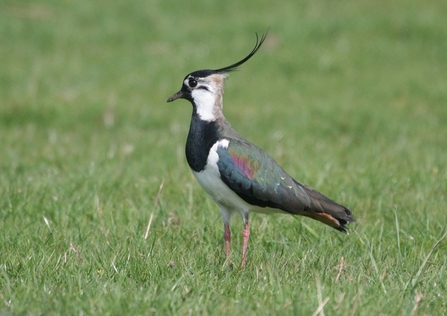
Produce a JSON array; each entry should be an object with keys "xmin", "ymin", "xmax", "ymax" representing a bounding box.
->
[
  {"xmin": 224, "ymin": 224, "xmax": 231, "ymax": 260},
  {"xmin": 241, "ymin": 220, "xmax": 250, "ymax": 267}
]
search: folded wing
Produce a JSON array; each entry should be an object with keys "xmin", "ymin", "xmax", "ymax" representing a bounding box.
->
[{"xmin": 216, "ymin": 138, "xmax": 355, "ymax": 232}]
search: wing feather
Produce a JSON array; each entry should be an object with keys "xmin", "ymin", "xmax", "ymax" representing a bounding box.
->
[
  {"xmin": 216, "ymin": 139, "xmax": 312, "ymax": 212},
  {"xmin": 215, "ymin": 138, "xmax": 355, "ymax": 231}
]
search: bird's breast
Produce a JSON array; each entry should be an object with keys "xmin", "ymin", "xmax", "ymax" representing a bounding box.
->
[{"xmin": 185, "ymin": 116, "xmax": 220, "ymax": 172}]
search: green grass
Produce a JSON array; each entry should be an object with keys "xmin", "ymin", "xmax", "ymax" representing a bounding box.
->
[{"xmin": 1, "ymin": 0, "xmax": 447, "ymax": 314}]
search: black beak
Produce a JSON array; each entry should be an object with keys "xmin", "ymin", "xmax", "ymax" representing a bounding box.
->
[{"xmin": 167, "ymin": 90, "xmax": 185, "ymax": 102}]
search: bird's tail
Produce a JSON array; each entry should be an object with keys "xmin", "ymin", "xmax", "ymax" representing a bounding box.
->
[{"xmin": 299, "ymin": 184, "xmax": 355, "ymax": 233}]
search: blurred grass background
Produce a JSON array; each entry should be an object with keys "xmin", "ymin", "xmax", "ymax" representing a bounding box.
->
[{"xmin": 1, "ymin": 0, "xmax": 446, "ymax": 314}]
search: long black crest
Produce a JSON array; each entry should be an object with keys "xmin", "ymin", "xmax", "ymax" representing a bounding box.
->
[{"xmin": 212, "ymin": 29, "xmax": 269, "ymax": 74}]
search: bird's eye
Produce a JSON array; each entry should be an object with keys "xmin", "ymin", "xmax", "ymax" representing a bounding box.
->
[{"xmin": 188, "ymin": 78, "xmax": 197, "ymax": 88}]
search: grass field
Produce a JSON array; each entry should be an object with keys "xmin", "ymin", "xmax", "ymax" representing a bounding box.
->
[{"xmin": 1, "ymin": 0, "xmax": 446, "ymax": 314}]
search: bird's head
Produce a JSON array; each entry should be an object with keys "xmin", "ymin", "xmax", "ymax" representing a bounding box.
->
[{"xmin": 167, "ymin": 31, "xmax": 268, "ymax": 121}]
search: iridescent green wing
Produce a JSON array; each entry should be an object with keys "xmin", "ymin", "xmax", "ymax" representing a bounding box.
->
[{"xmin": 216, "ymin": 138, "xmax": 312, "ymax": 212}]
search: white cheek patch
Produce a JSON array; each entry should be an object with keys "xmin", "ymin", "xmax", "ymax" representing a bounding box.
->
[{"xmin": 191, "ymin": 89, "xmax": 217, "ymax": 121}]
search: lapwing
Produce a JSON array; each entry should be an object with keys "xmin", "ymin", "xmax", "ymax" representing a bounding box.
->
[{"xmin": 167, "ymin": 31, "xmax": 355, "ymax": 267}]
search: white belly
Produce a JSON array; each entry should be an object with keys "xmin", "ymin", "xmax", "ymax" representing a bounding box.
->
[{"xmin": 194, "ymin": 165, "xmax": 251, "ymax": 212}]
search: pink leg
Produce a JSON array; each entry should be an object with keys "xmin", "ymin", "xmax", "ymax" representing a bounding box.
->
[
  {"xmin": 241, "ymin": 221, "xmax": 250, "ymax": 267},
  {"xmin": 224, "ymin": 224, "xmax": 231, "ymax": 260}
]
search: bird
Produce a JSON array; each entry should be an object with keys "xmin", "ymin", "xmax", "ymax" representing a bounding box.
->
[{"xmin": 167, "ymin": 31, "xmax": 355, "ymax": 267}]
